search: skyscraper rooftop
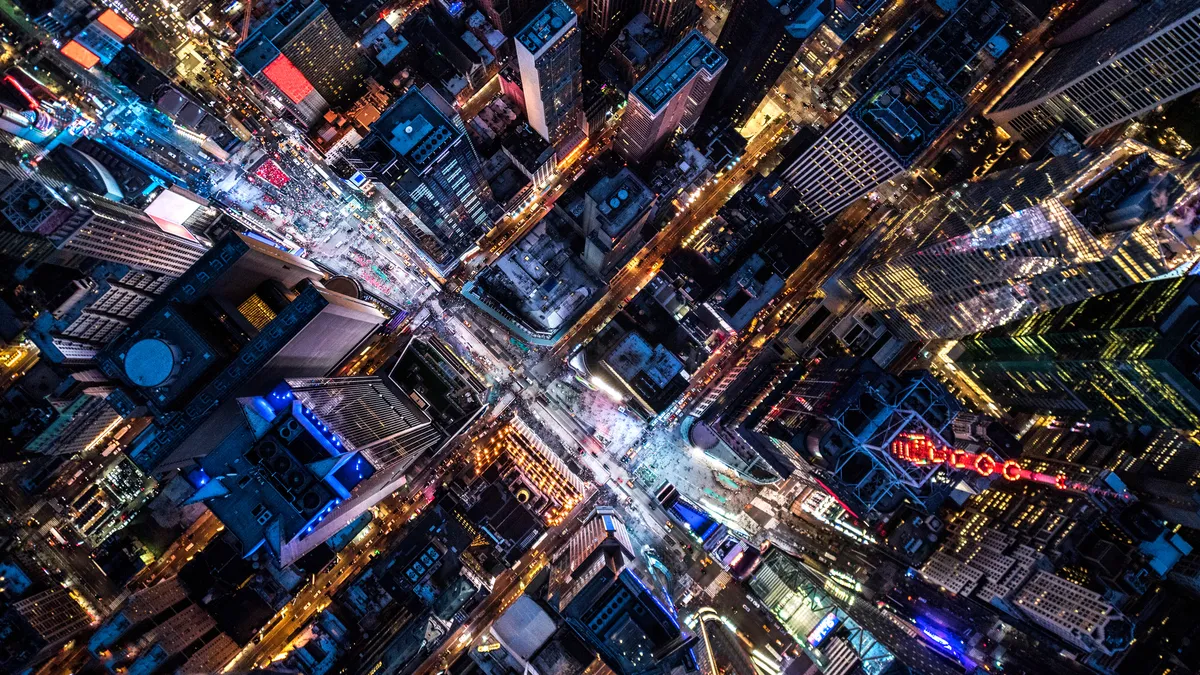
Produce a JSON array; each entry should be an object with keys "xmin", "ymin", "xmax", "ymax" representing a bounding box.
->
[
  {"xmin": 515, "ymin": 0, "xmax": 576, "ymax": 55},
  {"xmin": 630, "ymin": 30, "xmax": 725, "ymax": 114},
  {"xmin": 848, "ymin": 56, "xmax": 963, "ymax": 165},
  {"xmin": 376, "ymin": 89, "xmax": 460, "ymax": 172}
]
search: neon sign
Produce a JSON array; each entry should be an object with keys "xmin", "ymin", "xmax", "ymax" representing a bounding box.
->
[
  {"xmin": 890, "ymin": 433, "xmax": 1132, "ymax": 501},
  {"xmin": 806, "ymin": 612, "xmax": 840, "ymax": 647}
]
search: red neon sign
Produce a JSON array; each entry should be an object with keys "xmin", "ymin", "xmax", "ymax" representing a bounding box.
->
[
  {"xmin": 890, "ymin": 433, "xmax": 1131, "ymax": 501},
  {"xmin": 3, "ymin": 75, "xmax": 38, "ymax": 109},
  {"xmin": 263, "ymin": 55, "xmax": 315, "ymax": 104}
]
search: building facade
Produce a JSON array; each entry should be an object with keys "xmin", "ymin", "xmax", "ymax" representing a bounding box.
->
[
  {"xmin": 776, "ymin": 57, "xmax": 962, "ymax": 223},
  {"xmin": 97, "ymin": 233, "xmax": 385, "ymax": 473},
  {"xmin": 988, "ymin": 0, "xmax": 1200, "ymax": 146},
  {"xmin": 349, "ymin": 87, "xmax": 496, "ymax": 277},
  {"xmin": 619, "ymin": 30, "xmax": 725, "ymax": 163},
  {"xmin": 1, "ymin": 179, "xmax": 209, "ymax": 276},
  {"xmin": 1013, "ymin": 570, "xmax": 1132, "ymax": 655},
  {"xmin": 515, "ymin": 0, "xmax": 583, "ymax": 146},
  {"xmin": 709, "ymin": 0, "xmax": 823, "ymax": 127},
  {"xmin": 235, "ymin": 0, "xmax": 370, "ymax": 123},
  {"xmin": 850, "ymin": 140, "xmax": 1200, "ymax": 341},
  {"xmin": 955, "ymin": 277, "xmax": 1200, "ymax": 429}
]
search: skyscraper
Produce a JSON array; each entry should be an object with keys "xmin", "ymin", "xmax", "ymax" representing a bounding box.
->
[
  {"xmin": 548, "ymin": 508, "xmax": 698, "ymax": 675},
  {"xmin": 184, "ymin": 372, "xmax": 440, "ymax": 566},
  {"xmin": 1013, "ymin": 571, "xmax": 1132, "ymax": 656},
  {"xmin": 727, "ymin": 358, "xmax": 961, "ymax": 520},
  {"xmin": 281, "ymin": 375, "xmax": 442, "ymax": 469},
  {"xmin": 349, "ymin": 86, "xmax": 497, "ymax": 277},
  {"xmin": 11, "ymin": 583, "xmax": 93, "ymax": 653},
  {"xmin": 749, "ymin": 546, "xmax": 960, "ymax": 675},
  {"xmin": 28, "ymin": 267, "xmax": 174, "ymax": 365},
  {"xmin": 954, "ymin": 277, "xmax": 1200, "ymax": 429},
  {"xmin": 775, "ymin": 56, "xmax": 962, "ymax": 223},
  {"xmin": 849, "ymin": 140, "xmax": 1200, "ymax": 341},
  {"xmin": 641, "ymin": 0, "xmax": 700, "ymax": 38},
  {"xmin": 587, "ymin": 0, "xmax": 629, "ymax": 37},
  {"xmin": 97, "ymin": 233, "xmax": 386, "ymax": 472},
  {"xmin": 235, "ymin": 0, "xmax": 370, "ymax": 123},
  {"xmin": 515, "ymin": 0, "xmax": 583, "ymax": 146},
  {"xmin": 618, "ymin": 30, "xmax": 725, "ymax": 163},
  {"xmin": 0, "ymin": 179, "xmax": 209, "ymax": 276},
  {"xmin": 709, "ymin": 0, "xmax": 824, "ymax": 127},
  {"xmin": 988, "ymin": 0, "xmax": 1200, "ymax": 147}
]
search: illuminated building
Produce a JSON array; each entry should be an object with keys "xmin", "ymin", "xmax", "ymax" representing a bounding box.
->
[
  {"xmin": 280, "ymin": 375, "xmax": 441, "ymax": 470},
  {"xmin": 850, "ymin": 140, "xmax": 1200, "ymax": 341},
  {"xmin": 471, "ymin": 417, "xmax": 587, "ymax": 527},
  {"xmin": 618, "ymin": 30, "xmax": 725, "ymax": 163},
  {"xmin": 516, "ymin": 0, "xmax": 583, "ymax": 146},
  {"xmin": 184, "ymin": 370, "xmax": 435, "ymax": 566},
  {"xmin": 349, "ymin": 86, "xmax": 496, "ymax": 277},
  {"xmin": 587, "ymin": 0, "xmax": 630, "ymax": 37},
  {"xmin": 602, "ymin": 14, "xmax": 667, "ymax": 90},
  {"xmin": 727, "ymin": 358, "xmax": 961, "ymax": 521},
  {"xmin": 550, "ymin": 509, "xmax": 698, "ymax": 675},
  {"xmin": 955, "ymin": 277, "xmax": 1200, "ymax": 429},
  {"xmin": 888, "ymin": 433, "xmax": 1130, "ymax": 501},
  {"xmin": 0, "ymin": 178, "xmax": 209, "ymax": 276},
  {"xmin": 988, "ymin": 0, "xmax": 1200, "ymax": 147},
  {"xmin": 462, "ymin": 208, "xmax": 604, "ymax": 346},
  {"xmin": 776, "ymin": 56, "xmax": 963, "ymax": 223},
  {"xmin": 24, "ymin": 394, "xmax": 123, "ymax": 456},
  {"xmin": 5, "ymin": 587, "xmax": 93, "ymax": 669},
  {"xmin": 88, "ymin": 570, "xmax": 255, "ymax": 673},
  {"xmin": 1014, "ymin": 570, "xmax": 1132, "ymax": 655},
  {"xmin": 749, "ymin": 546, "xmax": 958, "ymax": 675},
  {"xmin": 97, "ymin": 233, "xmax": 385, "ymax": 473},
  {"xmin": 709, "ymin": 0, "xmax": 822, "ymax": 126},
  {"xmin": 642, "ymin": 0, "xmax": 700, "ymax": 38},
  {"xmin": 27, "ymin": 266, "xmax": 173, "ymax": 365},
  {"xmin": 690, "ymin": 607, "xmax": 757, "ymax": 675},
  {"xmin": 235, "ymin": 0, "xmax": 370, "ymax": 124},
  {"xmin": 548, "ymin": 506, "xmax": 635, "ymax": 609},
  {"xmin": 582, "ymin": 167, "xmax": 657, "ymax": 275}
]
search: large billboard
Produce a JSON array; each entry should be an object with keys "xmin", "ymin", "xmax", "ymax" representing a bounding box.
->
[
  {"xmin": 262, "ymin": 55, "xmax": 315, "ymax": 104},
  {"xmin": 143, "ymin": 186, "xmax": 204, "ymax": 242}
]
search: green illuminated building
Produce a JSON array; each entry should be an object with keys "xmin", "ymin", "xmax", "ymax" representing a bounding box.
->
[{"xmin": 956, "ymin": 277, "xmax": 1200, "ymax": 428}]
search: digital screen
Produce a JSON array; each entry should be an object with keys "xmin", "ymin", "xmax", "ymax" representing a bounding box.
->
[
  {"xmin": 144, "ymin": 188, "xmax": 204, "ymax": 242},
  {"xmin": 263, "ymin": 54, "xmax": 315, "ymax": 104},
  {"xmin": 60, "ymin": 41, "xmax": 101, "ymax": 69},
  {"xmin": 807, "ymin": 612, "xmax": 840, "ymax": 647},
  {"xmin": 97, "ymin": 10, "xmax": 135, "ymax": 39}
]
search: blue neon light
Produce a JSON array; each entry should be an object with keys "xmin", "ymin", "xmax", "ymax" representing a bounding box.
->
[
  {"xmin": 185, "ymin": 466, "xmax": 210, "ymax": 490},
  {"xmin": 915, "ymin": 617, "xmax": 965, "ymax": 659},
  {"xmin": 807, "ymin": 612, "xmax": 839, "ymax": 647}
]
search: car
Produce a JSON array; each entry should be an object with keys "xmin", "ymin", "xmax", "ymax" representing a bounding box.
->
[{"xmin": 626, "ymin": 479, "xmax": 635, "ymax": 488}]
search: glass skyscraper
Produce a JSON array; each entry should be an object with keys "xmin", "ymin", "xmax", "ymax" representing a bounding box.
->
[
  {"xmin": 349, "ymin": 86, "xmax": 497, "ymax": 277},
  {"xmin": 849, "ymin": 140, "xmax": 1200, "ymax": 341},
  {"xmin": 988, "ymin": 0, "xmax": 1200, "ymax": 147},
  {"xmin": 955, "ymin": 277, "xmax": 1200, "ymax": 429},
  {"xmin": 515, "ymin": 0, "xmax": 583, "ymax": 147}
]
